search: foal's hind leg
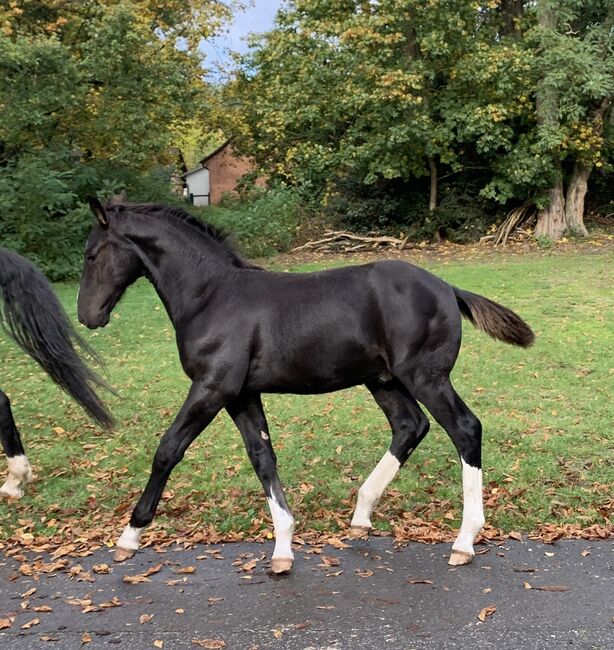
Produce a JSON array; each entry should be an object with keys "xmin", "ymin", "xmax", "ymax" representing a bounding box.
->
[
  {"xmin": 227, "ymin": 393, "xmax": 295, "ymax": 574},
  {"xmin": 0, "ymin": 390, "xmax": 33, "ymax": 499},
  {"xmin": 350, "ymin": 380, "xmax": 430, "ymax": 538},
  {"xmin": 409, "ymin": 379, "xmax": 484, "ymax": 566}
]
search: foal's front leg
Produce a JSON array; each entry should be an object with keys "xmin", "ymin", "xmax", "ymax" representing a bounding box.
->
[
  {"xmin": 115, "ymin": 381, "xmax": 225, "ymax": 561},
  {"xmin": 227, "ymin": 393, "xmax": 295, "ymax": 574},
  {"xmin": 0, "ymin": 390, "xmax": 33, "ymax": 499}
]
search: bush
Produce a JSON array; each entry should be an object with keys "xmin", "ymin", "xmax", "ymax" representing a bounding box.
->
[
  {"xmin": 0, "ymin": 150, "xmax": 182, "ymax": 281},
  {"xmin": 200, "ymin": 186, "xmax": 302, "ymax": 258}
]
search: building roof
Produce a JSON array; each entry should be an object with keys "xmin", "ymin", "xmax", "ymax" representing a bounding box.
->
[{"xmin": 198, "ymin": 139, "xmax": 233, "ymax": 165}]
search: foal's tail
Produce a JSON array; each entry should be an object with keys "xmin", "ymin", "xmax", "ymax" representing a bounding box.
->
[
  {"xmin": 453, "ymin": 287, "xmax": 535, "ymax": 348},
  {"xmin": 0, "ymin": 247, "xmax": 115, "ymax": 428}
]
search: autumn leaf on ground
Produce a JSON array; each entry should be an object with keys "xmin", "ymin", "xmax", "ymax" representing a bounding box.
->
[
  {"xmin": 272, "ymin": 628, "xmax": 283, "ymax": 639},
  {"xmin": 139, "ymin": 614, "xmax": 154, "ymax": 624},
  {"xmin": 154, "ymin": 641, "xmax": 164, "ymax": 649},
  {"xmin": 174, "ymin": 565, "xmax": 195, "ymax": 574},
  {"xmin": 81, "ymin": 632, "xmax": 92, "ymax": 645},
  {"xmin": 192, "ymin": 640, "xmax": 225, "ymax": 649},
  {"xmin": 355, "ymin": 569, "xmax": 374, "ymax": 578},
  {"xmin": 123, "ymin": 574, "xmax": 151, "ymax": 584},
  {"xmin": 478, "ymin": 605, "xmax": 496, "ymax": 622},
  {"xmin": 93, "ymin": 563, "xmax": 111, "ymax": 574},
  {"xmin": 21, "ymin": 617, "xmax": 40, "ymax": 629},
  {"xmin": 407, "ymin": 578, "xmax": 433, "ymax": 585},
  {"xmin": 0, "ymin": 618, "xmax": 14, "ymax": 630},
  {"xmin": 532, "ymin": 584, "xmax": 570, "ymax": 592}
]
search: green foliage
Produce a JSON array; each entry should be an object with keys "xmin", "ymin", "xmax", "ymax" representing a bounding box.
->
[
  {"xmin": 202, "ymin": 186, "xmax": 303, "ymax": 258},
  {"xmin": 0, "ymin": 0, "xmax": 231, "ymax": 279}
]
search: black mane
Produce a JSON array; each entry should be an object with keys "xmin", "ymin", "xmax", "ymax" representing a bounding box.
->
[{"xmin": 110, "ymin": 202, "xmax": 260, "ymax": 269}]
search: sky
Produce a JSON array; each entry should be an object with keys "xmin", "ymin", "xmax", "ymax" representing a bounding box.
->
[{"xmin": 200, "ymin": 0, "xmax": 283, "ymax": 75}]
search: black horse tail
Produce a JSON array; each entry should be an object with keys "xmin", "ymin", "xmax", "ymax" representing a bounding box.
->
[
  {"xmin": 453, "ymin": 286, "xmax": 535, "ymax": 348},
  {"xmin": 0, "ymin": 248, "xmax": 115, "ymax": 428}
]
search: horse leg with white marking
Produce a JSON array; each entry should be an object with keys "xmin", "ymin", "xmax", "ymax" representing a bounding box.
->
[
  {"xmin": 412, "ymin": 379, "xmax": 485, "ymax": 565},
  {"xmin": 115, "ymin": 380, "xmax": 225, "ymax": 561},
  {"xmin": 350, "ymin": 380, "xmax": 430, "ymax": 537},
  {"xmin": 0, "ymin": 390, "xmax": 33, "ymax": 499},
  {"xmin": 227, "ymin": 393, "xmax": 295, "ymax": 574}
]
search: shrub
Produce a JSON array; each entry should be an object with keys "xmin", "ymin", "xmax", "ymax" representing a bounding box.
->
[{"xmin": 200, "ymin": 186, "xmax": 302, "ymax": 258}]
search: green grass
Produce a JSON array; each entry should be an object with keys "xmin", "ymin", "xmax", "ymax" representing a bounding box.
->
[{"xmin": 0, "ymin": 249, "xmax": 612, "ymax": 546}]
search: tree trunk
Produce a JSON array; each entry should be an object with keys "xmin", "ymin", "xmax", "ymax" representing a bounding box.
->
[
  {"xmin": 535, "ymin": 179, "xmax": 566, "ymax": 240},
  {"xmin": 534, "ymin": 1, "xmax": 566, "ymax": 240},
  {"xmin": 428, "ymin": 156, "xmax": 437, "ymax": 212},
  {"xmin": 564, "ymin": 161, "xmax": 590, "ymax": 236}
]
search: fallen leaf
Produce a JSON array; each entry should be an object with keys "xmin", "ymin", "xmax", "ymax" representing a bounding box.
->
[
  {"xmin": 478, "ymin": 605, "xmax": 496, "ymax": 622},
  {"xmin": 513, "ymin": 566, "xmax": 537, "ymax": 573},
  {"xmin": 40, "ymin": 635, "xmax": 60, "ymax": 642},
  {"xmin": 294, "ymin": 621, "xmax": 310, "ymax": 630},
  {"xmin": 207, "ymin": 597, "xmax": 224, "ymax": 606},
  {"xmin": 21, "ymin": 618, "xmax": 40, "ymax": 629},
  {"xmin": 144, "ymin": 563, "xmax": 164, "ymax": 576},
  {"xmin": 22, "ymin": 587, "xmax": 37, "ymax": 598},
  {"xmin": 175, "ymin": 566, "xmax": 196, "ymax": 574},
  {"xmin": 532, "ymin": 584, "xmax": 570, "ymax": 592},
  {"xmin": 139, "ymin": 614, "xmax": 154, "ymax": 624},
  {"xmin": 483, "ymin": 587, "xmax": 492, "ymax": 594},
  {"xmin": 81, "ymin": 633, "xmax": 92, "ymax": 645},
  {"xmin": 93, "ymin": 563, "xmax": 111, "ymax": 574},
  {"xmin": 154, "ymin": 641, "xmax": 164, "ymax": 649},
  {"xmin": 272, "ymin": 628, "xmax": 283, "ymax": 639},
  {"xmin": 355, "ymin": 569, "xmax": 374, "ymax": 578},
  {"xmin": 175, "ymin": 608, "xmax": 184, "ymax": 614},
  {"xmin": 192, "ymin": 640, "xmax": 225, "ymax": 649},
  {"xmin": 580, "ymin": 549, "xmax": 591, "ymax": 557},
  {"xmin": 407, "ymin": 578, "xmax": 433, "ymax": 585},
  {"xmin": 33, "ymin": 605, "xmax": 53, "ymax": 613},
  {"xmin": 316, "ymin": 605, "xmax": 335, "ymax": 610},
  {"xmin": 0, "ymin": 618, "xmax": 13, "ymax": 630},
  {"xmin": 524, "ymin": 581, "xmax": 533, "ymax": 590},
  {"xmin": 123, "ymin": 574, "xmax": 151, "ymax": 584}
]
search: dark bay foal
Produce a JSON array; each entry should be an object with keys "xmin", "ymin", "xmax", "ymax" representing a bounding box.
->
[{"xmin": 78, "ymin": 198, "xmax": 534, "ymax": 572}]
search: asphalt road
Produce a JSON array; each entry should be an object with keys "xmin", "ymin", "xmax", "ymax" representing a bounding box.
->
[{"xmin": 1, "ymin": 537, "xmax": 612, "ymax": 649}]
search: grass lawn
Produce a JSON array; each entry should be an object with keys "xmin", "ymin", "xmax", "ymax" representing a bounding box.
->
[{"xmin": 0, "ymin": 244, "xmax": 612, "ymax": 552}]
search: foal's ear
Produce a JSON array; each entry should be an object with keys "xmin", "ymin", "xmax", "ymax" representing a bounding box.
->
[
  {"xmin": 87, "ymin": 195, "xmax": 109, "ymax": 228},
  {"xmin": 108, "ymin": 191, "xmax": 127, "ymax": 205}
]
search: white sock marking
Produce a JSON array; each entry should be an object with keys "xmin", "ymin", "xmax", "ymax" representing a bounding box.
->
[
  {"xmin": 267, "ymin": 496, "xmax": 295, "ymax": 560},
  {"xmin": 452, "ymin": 458, "xmax": 485, "ymax": 556},
  {"xmin": 0, "ymin": 455, "xmax": 32, "ymax": 499},
  {"xmin": 351, "ymin": 450, "xmax": 401, "ymax": 529},
  {"xmin": 117, "ymin": 525, "xmax": 144, "ymax": 551}
]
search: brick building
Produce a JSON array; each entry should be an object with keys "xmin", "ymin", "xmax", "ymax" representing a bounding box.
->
[{"xmin": 184, "ymin": 141, "xmax": 262, "ymax": 206}]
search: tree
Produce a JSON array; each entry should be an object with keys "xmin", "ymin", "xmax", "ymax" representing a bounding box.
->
[
  {"xmin": 0, "ymin": 0, "xmax": 232, "ymax": 277},
  {"xmin": 532, "ymin": 0, "xmax": 613, "ymax": 238}
]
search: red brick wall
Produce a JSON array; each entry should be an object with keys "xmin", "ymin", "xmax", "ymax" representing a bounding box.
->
[{"xmin": 206, "ymin": 144, "xmax": 263, "ymax": 205}]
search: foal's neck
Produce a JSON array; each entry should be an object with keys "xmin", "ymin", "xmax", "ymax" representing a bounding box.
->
[{"xmin": 125, "ymin": 216, "xmax": 236, "ymax": 327}]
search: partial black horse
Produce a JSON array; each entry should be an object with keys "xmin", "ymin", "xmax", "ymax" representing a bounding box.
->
[
  {"xmin": 0, "ymin": 247, "xmax": 114, "ymax": 499},
  {"xmin": 78, "ymin": 197, "xmax": 534, "ymax": 572}
]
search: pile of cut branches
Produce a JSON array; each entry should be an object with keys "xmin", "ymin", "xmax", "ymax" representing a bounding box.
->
[
  {"xmin": 292, "ymin": 230, "xmax": 413, "ymax": 253},
  {"xmin": 482, "ymin": 207, "xmax": 537, "ymax": 245}
]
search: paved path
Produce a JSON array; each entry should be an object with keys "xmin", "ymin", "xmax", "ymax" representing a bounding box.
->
[{"xmin": 1, "ymin": 538, "xmax": 612, "ymax": 649}]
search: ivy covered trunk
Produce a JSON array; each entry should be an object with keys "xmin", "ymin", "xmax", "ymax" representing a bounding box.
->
[
  {"xmin": 564, "ymin": 162, "xmax": 591, "ymax": 236},
  {"xmin": 535, "ymin": 180, "xmax": 566, "ymax": 240}
]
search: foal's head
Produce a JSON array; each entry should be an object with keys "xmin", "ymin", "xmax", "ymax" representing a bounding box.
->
[{"xmin": 78, "ymin": 197, "xmax": 143, "ymax": 329}]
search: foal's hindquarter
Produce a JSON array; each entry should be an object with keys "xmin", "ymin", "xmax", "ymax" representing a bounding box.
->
[{"xmin": 79, "ymin": 203, "xmax": 532, "ymax": 572}]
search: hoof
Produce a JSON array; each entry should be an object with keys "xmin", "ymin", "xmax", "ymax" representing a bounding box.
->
[
  {"xmin": 114, "ymin": 546, "xmax": 136, "ymax": 562},
  {"xmin": 348, "ymin": 525, "xmax": 371, "ymax": 540},
  {"xmin": 448, "ymin": 550, "xmax": 474, "ymax": 566},
  {"xmin": 270, "ymin": 557, "xmax": 293, "ymax": 574},
  {"xmin": 0, "ymin": 485, "xmax": 23, "ymax": 500}
]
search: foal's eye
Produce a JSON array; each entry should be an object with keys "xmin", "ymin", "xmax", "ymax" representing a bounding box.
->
[{"xmin": 86, "ymin": 253, "xmax": 97, "ymax": 263}]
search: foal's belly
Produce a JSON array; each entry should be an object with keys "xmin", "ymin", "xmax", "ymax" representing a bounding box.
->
[{"xmin": 245, "ymin": 339, "xmax": 389, "ymax": 394}]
